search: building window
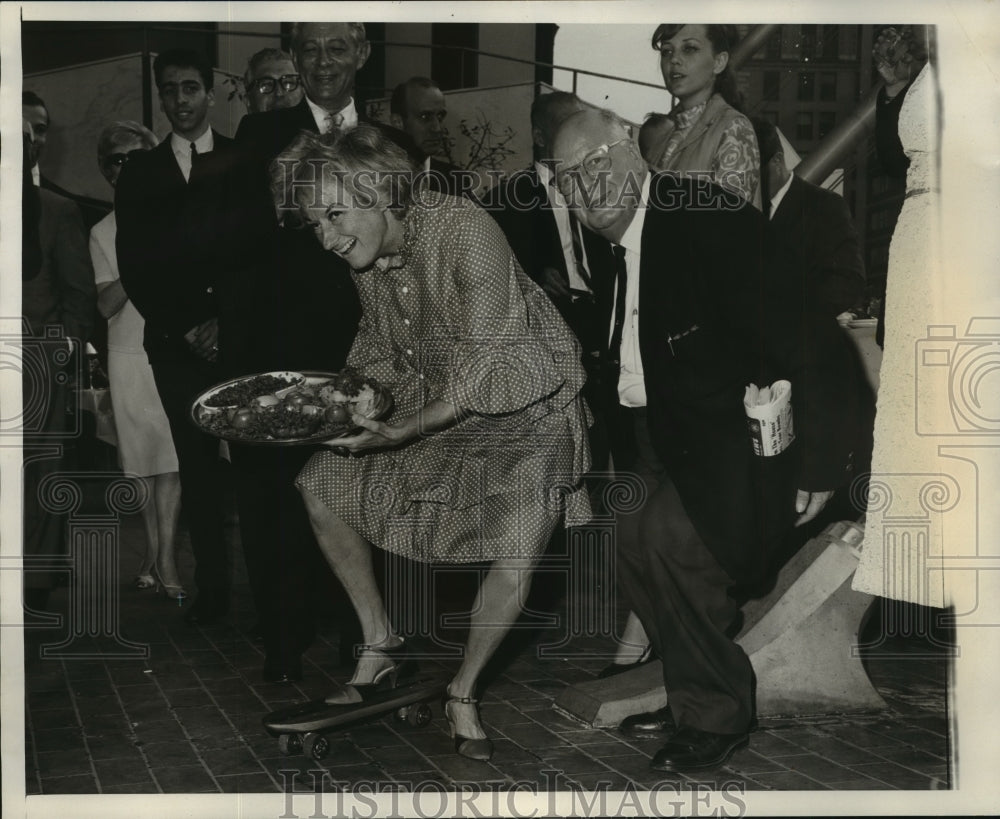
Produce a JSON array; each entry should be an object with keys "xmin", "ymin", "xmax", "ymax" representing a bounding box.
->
[
  {"xmin": 763, "ymin": 71, "xmax": 780, "ymax": 102},
  {"xmin": 821, "ymin": 26, "xmax": 840, "ymax": 59},
  {"xmin": 819, "ymin": 72, "xmax": 837, "ymax": 101},
  {"xmin": 796, "ymin": 112, "xmax": 814, "ymax": 141},
  {"xmin": 798, "ymin": 72, "xmax": 815, "ymax": 101},
  {"xmin": 818, "ymin": 111, "xmax": 837, "ymax": 139},
  {"xmin": 766, "ymin": 29, "xmax": 782, "ymax": 59},
  {"xmin": 800, "ymin": 24, "xmax": 818, "ymax": 60},
  {"xmin": 431, "ymin": 23, "xmax": 478, "ymax": 90},
  {"xmin": 840, "ymin": 26, "xmax": 859, "ymax": 60}
]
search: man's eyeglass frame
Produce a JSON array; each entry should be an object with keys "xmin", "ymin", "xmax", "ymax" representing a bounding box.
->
[
  {"xmin": 252, "ymin": 74, "xmax": 302, "ymax": 95},
  {"xmin": 555, "ymin": 137, "xmax": 631, "ymax": 197}
]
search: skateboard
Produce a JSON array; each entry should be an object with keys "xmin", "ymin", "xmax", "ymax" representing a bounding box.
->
[{"xmin": 263, "ymin": 674, "xmax": 450, "ymax": 759}]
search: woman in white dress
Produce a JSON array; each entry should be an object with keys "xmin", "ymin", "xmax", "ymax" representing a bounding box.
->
[
  {"xmin": 854, "ymin": 28, "xmax": 944, "ymax": 608},
  {"xmin": 91, "ymin": 121, "xmax": 185, "ymax": 600}
]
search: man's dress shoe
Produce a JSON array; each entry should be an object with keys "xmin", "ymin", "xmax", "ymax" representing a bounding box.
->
[
  {"xmin": 650, "ymin": 725, "xmax": 749, "ymax": 772},
  {"xmin": 619, "ymin": 706, "xmax": 676, "ymax": 737}
]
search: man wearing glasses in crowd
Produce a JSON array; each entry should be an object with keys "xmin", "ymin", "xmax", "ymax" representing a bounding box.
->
[
  {"xmin": 551, "ymin": 108, "xmax": 870, "ymax": 773},
  {"xmin": 243, "ymin": 48, "xmax": 303, "ymax": 114}
]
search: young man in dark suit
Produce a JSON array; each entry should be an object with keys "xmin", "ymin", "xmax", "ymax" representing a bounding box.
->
[
  {"xmin": 753, "ymin": 118, "xmax": 866, "ymax": 317},
  {"xmin": 552, "ymin": 108, "xmax": 872, "ymax": 772},
  {"xmin": 116, "ymin": 48, "xmax": 253, "ymax": 628}
]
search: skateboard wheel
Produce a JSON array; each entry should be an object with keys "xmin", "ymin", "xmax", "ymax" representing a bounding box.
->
[
  {"xmin": 303, "ymin": 732, "xmax": 330, "ymax": 760},
  {"xmin": 407, "ymin": 703, "xmax": 432, "ymax": 728},
  {"xmin": 277, "ymin": 734, "xmax": 302, "ymax": 756}
]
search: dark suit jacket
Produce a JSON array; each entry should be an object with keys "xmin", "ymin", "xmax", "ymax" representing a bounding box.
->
[
  {"xmin": 488, "ymin": 167, "xmax": 615, "ymax": 355},
  {"xmin": 115, "ymin": 131, "xmax": 257, "ymax": 366},
  {"xmin": 234, "ymin": 98, "xmax": 420, "ymax": 171},
  {"xmin": 227, "ymin": 100, "xmax": 427, "ymax": 377},
  {"xmin": 22, "ymin": 187, "xmax": 96, "ymax": 345},
  {"xmin": 770, "ymin": 175, "xmax": 866, "ymax": 316},
  {"xmin": 620, "ymin": 173, "xmax": 872, "ymax": 578}
]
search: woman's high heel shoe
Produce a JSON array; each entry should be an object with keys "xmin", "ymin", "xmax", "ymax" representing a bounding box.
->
[
  {"xmin": 443, "ymin": 694, "xmax": 494, "ymax": 761},
  {"xmin": 324, "ymin": 640, "xmax": 417, "ymax": 705},
  {"xmin": 152, "ymin": 567, "xmax": 186, "ymax": 602},
  {"xmin": 597, "ymin": 643, "xmax": 654, "ymax": 679}
]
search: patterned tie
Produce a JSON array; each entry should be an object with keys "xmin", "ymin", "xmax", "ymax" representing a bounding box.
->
[
  {"xmin": 608, "ymin": 245, "xmax": 628, "ymax": 366},
  {"xmin": 323, "ymin": 112, "xmax": 345, "ymax": 134}
]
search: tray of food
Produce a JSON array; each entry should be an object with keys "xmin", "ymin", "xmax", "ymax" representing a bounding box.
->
[{"xmin": 190, "ymin": 369, "xmax": 392, "ymax": 446}]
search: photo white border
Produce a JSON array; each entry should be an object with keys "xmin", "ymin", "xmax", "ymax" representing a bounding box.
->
[{"xmin": 3, "ymin": 1, "xmax": 999, "ymax": 817}]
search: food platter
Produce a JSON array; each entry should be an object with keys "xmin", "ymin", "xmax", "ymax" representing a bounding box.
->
[{"xmin": 190, "ymin": 369, "xmax": 392, "ymax": 446}]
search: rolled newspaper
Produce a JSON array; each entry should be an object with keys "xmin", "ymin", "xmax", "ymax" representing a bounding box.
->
[{"xmin": 744, "ymin": 380, "xmax": 795, "ymax": 456}]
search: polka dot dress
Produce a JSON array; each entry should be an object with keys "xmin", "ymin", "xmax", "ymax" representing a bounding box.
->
[{"xmin": 296, "ymin": 193, "xmax": 592, "ymax": 563}]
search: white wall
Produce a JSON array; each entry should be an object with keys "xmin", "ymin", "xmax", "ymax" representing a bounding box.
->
[{"xmin": 553, "ymin": 24, "xmax": 667, "ymax": 124}]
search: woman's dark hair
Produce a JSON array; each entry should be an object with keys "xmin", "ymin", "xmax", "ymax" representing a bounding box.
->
[{"xmin": 651, "ymin": 24, "xmax": 744, "ymax": 112}]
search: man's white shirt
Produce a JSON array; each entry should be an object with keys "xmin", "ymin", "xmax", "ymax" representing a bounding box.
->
[
  {"xmin": 612, "ymin": 171, "xmax": 651, "ymax": 408},
  {"xmin": 171, "ymin": 128, "xmax": 214, "ymax": 182}
]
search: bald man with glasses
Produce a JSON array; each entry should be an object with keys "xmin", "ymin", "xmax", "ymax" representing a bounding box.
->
[{"xmin": 552, "ymin": 107, "xmax": 872, "ymax": 773}]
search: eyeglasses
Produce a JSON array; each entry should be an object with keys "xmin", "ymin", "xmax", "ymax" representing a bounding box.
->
[
  {"xmin": 103, "ymin": 153, "xmax": 131, "ymax": 169},
  {"xmin": 555, "ymin": 138, "xmax": 631, "ymax": 197},
  {"xmin": 252, "ymin": 74, "xmax": 301, "ymax": 95}
]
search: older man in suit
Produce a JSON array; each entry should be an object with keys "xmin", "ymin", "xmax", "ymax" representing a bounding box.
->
[
  {"xmin": 243, "ymin": 48, "xmax": 303, "ymax": 114},
  {"xmin": 116, "ymin": 48, "xmax": 254, "ymax": 628},
  {"xmin": 552, "ymin": 108, "xmax": 872, "ymax": 772}
]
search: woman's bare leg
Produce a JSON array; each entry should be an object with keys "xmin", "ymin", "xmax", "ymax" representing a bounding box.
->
[
  {"xmin": 611, "ymin": 611, "xmax": 650, "ymax": 664},
  {"xmin": 445, "ymin": 557, "xmax": 539, "ymax": 740},
  {"xmin": 153, "ymin": 471, "xmax": 182, "ymax": 588},
  {"xmin": 301, "ymin": 487, "xmax": 396, "ymax": 685},
  {"xmin": 137, "ymin": 477, "xmax": 158, "ymax": 577}
]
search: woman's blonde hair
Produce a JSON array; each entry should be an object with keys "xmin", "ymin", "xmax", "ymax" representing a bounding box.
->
[{"xmin": 270, "ymin": 125, "xmax": 417, "ymax": 221}]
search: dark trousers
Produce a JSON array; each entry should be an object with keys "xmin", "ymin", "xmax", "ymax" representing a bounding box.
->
[
  {"xmin": 613, "ymin": 406, "xmax": 754, "ymax": 735},
  {"xmin": 150, "ymin": 354, "xmax": 230, "ymax": 607},
  {"xmin": 229, "ymin": 444, "xmax": 358, "ymax": 662}
]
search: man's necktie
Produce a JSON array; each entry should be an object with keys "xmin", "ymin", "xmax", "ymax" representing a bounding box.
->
[
  {"xmin": 608, "ymin": 244, "xmax": 628, "ymax": 366},
  {"xmin": 570, "ymin": 218, "xmax": 593, "ymax": 292},
  {"xmin": 323, "ymin": 112, "xmax": 345, "ymax": 134}
]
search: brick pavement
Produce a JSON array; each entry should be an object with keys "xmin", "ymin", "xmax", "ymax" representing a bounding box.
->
[{"xmin": 22, "ymin": 494, "xmax": 951, "ymax": 796}]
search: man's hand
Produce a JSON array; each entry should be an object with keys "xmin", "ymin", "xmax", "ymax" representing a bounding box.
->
[
  {"xmin": 184, "ymin": 318, "xmax": 219, "ymax": 363},
  {"xmin": 539, "ymin": 266, "xmax": 571, "ymax": 302},
  {"xmin": 794, "ymin": 489, "xmax": 834, "ymax": 527}
]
